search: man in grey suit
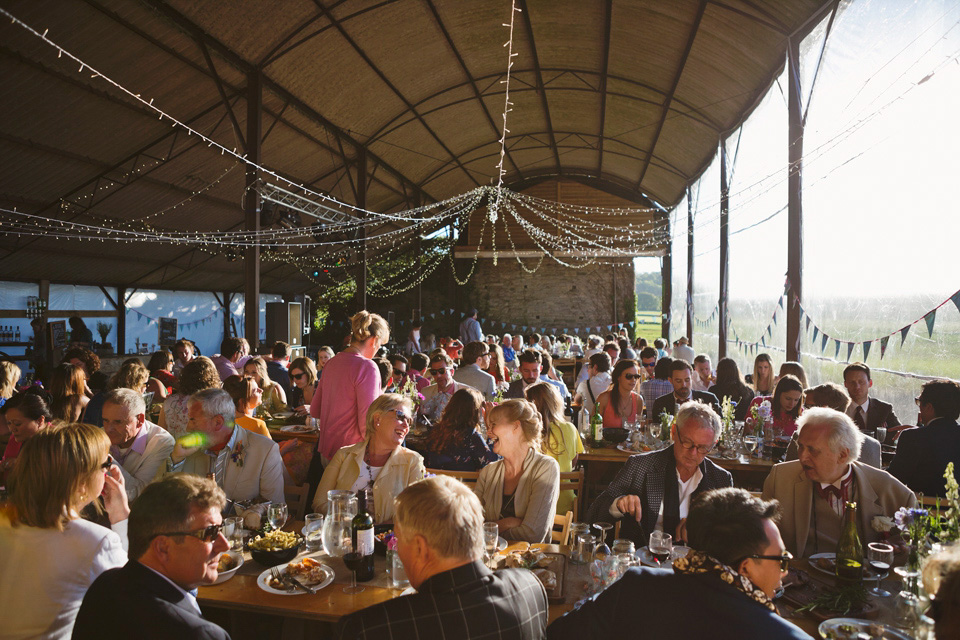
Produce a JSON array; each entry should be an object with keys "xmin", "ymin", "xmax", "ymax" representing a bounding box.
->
[
  {"xmin": 166, "ymin": 389, "xmax": 285, "ymax": 507},
  {"xmin": 102, "ymin": 388, "xmax": 175, "ymax": 501},
  {"xmin": 454, "ymin": 341, "xmax": 497, "ymax": 401}
]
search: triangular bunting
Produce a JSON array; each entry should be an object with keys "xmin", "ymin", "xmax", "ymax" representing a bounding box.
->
[
  {"xmin": 805, "ymin": 316, "xmax": 812, "ymax": 332},
  {"xmin": 900, "ymin": 325, "xmax": 910, "ymax": 346},
  {"xmin": 812, "ymin": 326, "xmax": 819, "ymax": 344},
  {"xmin": 821, "ymin": 333, "xmax": 829, "ymax": 352},
  {"xmin": 766, "ymin": 325, "xmax": 772, "ymax": 338},
  {"xmin": 834, "ymin": 339, "xmax": 842, "ymax": 359},
  {"xmin": 952, "ymin": 291, "xmax": 960, "ymax": 315},
  {"xmin": 846, "ymin": 341, "xmax": 855, "ymax": 362},
  {"xmin": 924, "ymin": 310, "xmax": 936, "ymax": 337},
  {"xmin": 778, "ymin": 296, "xmax": 784, "ymax": 308},
  {"xmin": 862, "ymin": 340, "xmax": 872, "ymax": 361},
  {"xmin": 880, "ymin": 336, "xmax": 889, "ymax": 359},
  {"xmin": 772, "ymin": 311, "xmax": 777, "ymax": 326}
]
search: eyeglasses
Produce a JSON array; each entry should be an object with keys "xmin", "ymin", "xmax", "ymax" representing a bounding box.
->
[
  {"xmin": 743, "ymin": 550, "xmax": 793, "ymax": 572},
  {"xmin": 624, "ymin": 374, "xmax": 641, "ymax": 381},
  {"xmin": 676, "ymin": 434, "xmax": 713, "ymax": 455},
  {"xmin": 291, "ymin": 372, "xmax": 306, "ymax": 380},
  {"xmin": 394, "ymin": 409, "xmax": 412, "ymax": 424},
  {"xmin": 157, "ymin": 523, "xmax": 224, "ymax": 543},
  {"xmin": 429, "ymin": 367, "xmax": 449, "ymax": 376},
  {"xmin": 101, "ymin": 455, "xmax": 114, "ymax": 470},
  {"xmin": 642, "ymin": 362, "xmax": 656, "ymax": 368}
]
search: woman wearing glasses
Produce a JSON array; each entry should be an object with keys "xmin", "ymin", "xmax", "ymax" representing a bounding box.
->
[
  {"xmin": 312, "ymin": 394, "xmax": 425, "ymax": 523},
  {"xmin": 595, "ymin": 359, "xmax": 645, "ymax": 428},
  {"xmin": 222, "ymin": 375, "xmax": 271, "ymax": 439},
  {"xmin": 0, "ymin": 422, "xmax": 130, "ymax": 639},
  {"xmin": 288, "ymin": 356, "xmax": 318, "ymax": 417}
]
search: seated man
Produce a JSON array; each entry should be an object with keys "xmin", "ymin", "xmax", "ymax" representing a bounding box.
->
[
  {"xmin": 210, "ymin": 336, "xmax": 244, "ymax": 382},
  {"xmin": 549, "ymin": 488, "xmax": 808, "ymax": 640},
  {"xmin": 887, "ymin": 379, "xmax": 960, "ymax": 497},
  {"xmin": 501, "ymin": 333, "xmax": 516, "ymax": 368},
  {"xmin": 574, "ymin": 352, "xmax": 612, "ymax": 417},
  {"xmin": 785, "ymin": 383, "xmax": 881, "ymax": 468},
  {"xmin": 691, "ymin": 354, "xmax": 713, "ymax": 392},
  {"xmin": 102, "ymin": 388, "xmax": 175, "ymax": 501},
  {"xmin": 638, "ymin": 351, "xmax": 671, "ymax": 420},
  {"xmin": 453, "ymin": 341, "xmax": 496, "ymax": 401},
  {"xmin": 505, "ymin": 349, "xmax": 545, "ymax": 399},
  {"xmin": 586, "ymin": 402, "xmax": 733, "ymax": 545},
  {"xmin": 336, "ymin": 475, "xmax": 548, "ymax": 640},
  {"xmin": 166, "ymin": 388, "xmax": 285, "ymax": 506},
  {"xmin": 419, "ymin": 353, "xmax": 475, "ymax": 424},
  {"xmin": 407, "ymin": 353, "xmax": 431, "ymax": 392},
  {"xmin": 266, "ymin": 341, "xmax": 292, "ymax": 401},
  {"xmin": 73, "ymin": 475, "xmax": 231, "ymax": 639},
  {"xmin": 843, "ymin": 362, "xmax": 900, "ymax": 442},
  {"xmin": 651, "ymin": 359, "xmax": 721, "ymax": 418},
  {"xmin": 763, "ymin": 407, "xmax": 917, "ymax": 558}
]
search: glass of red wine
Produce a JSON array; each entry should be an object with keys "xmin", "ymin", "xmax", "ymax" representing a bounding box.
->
[
  {"xmin": 342, "ymin": 540, "xmax": 365, "ymax": 594},
  {"xmin": 649, "ymin": 531, "xmax": 673, "ymax": 566},
  {"xmin": 867, "ymin": 542, "xmax": 894, "ymax": 597}
]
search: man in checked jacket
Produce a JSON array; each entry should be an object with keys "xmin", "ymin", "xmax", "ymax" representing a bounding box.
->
[{"xmin": 586, "ymin": 401, "xmax": 733, "ymax": 546}]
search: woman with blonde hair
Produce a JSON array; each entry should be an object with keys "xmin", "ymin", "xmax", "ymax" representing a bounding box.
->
[
  {"xmin": 0, "ymin": 422, "xmax": 129, "ymax": 639},
  {"xmin": 0, "ymin": 360, "xmax": 21, "ymax": 402},
  {"xmin": 474, "ymin": 399, "xmax": 560, "ymax": 543},
  {"xmin": 752, "ymin": 353, "xmax": 775, "ymax": 396},
  {"xmin": 158, "ymin": 356, "xmax": 220, "ymax": 438},
  {"xmin": 289, "ymin": 356, "xmax": 318, "ymax": 415},
  {"xmin": 243, "ymin": 356, "xmax": 287, "ymax": 413},
  {"xmin": 50, "ymin": 363, "xmax": 89, "ymax": 422},
  {"xmin": 312, "ymin": 394, "xmax": 424, "ymax": 523},
  {"xmin": 222, "ymin": 375, "xmax": 271, "ymax": 439},
  {"xmin": 425, "ymin": 387, "xmax": 498, "ymax": 471},
  {"xmin": 525, "ymin": 382, "xmax": 584, "ymax": 515}
]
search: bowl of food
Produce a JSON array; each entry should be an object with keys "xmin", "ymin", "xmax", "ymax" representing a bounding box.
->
[
  {"xmin": 248, "ymin": 530, "xmax": 303, "ymax": 567},
  {"xmin": 212, "ymin": 550, "xmax": 244, "ymax": 584},
  {"xmin": 603, "ymin": 428, "xmax": 628, "ymax": 444}
]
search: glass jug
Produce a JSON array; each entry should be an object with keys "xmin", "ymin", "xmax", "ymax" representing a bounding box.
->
[{"xmin": 321, "ymin": 490, "xmax": 357, "ymax": 557}]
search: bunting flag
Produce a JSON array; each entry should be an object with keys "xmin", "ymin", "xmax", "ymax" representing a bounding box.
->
[
  {"xmin": 846, "ymin": 341, "xmax": 855, "ymax": 362},
  {"xmin": 834, "ymin": 339, "xmax": 842, "ymax": 359},
  {"xmin": 924, "ymin": 311, "xmax": 936, "ymax": 337},
  {"xmin": 812, "ymin": 326, "xmax": 819, "ymax": 344},
  {"xmin": 821, "ymin": 333, "xmax": 829, "ymax": 352},
  {"xmin": 900, "ymin": 325, "xmax": 911, "ymax": 346},
  {"xmin": 805, "ymin": 316, "xmax": 811, "ymax": 332},
  {"xmin": 953, "ymin": 291, "xmax": 960, "ymax": 315},
  {"xmin": 772, "ymin": 310, "xmax": 777, "ymax": 326},
  {"xmin": 880, "ymin": 336, "xmax": 889, "ymax": 359},
  {"xmin": 766, "ymin": 325, "xmax": 773, "ymax": 338},
  {"xmin": 862, "ymin": 340, "xmax": 872, "ymax": 361},
  {"xmin": 778, "ymin": 296, "xmax": 784, "ymax": 308}
]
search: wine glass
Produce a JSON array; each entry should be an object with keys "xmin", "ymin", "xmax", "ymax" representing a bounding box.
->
[
  {"xmin": 743, "ymin": 435, "xmax": 759, "ymax": 458},
  {"xmin": 649, "ymin": 531, "xmax": 673, "ymax": 567},
  {"xmin": 342, "ymin": 537, "xmax": 365, "ymax": 594},
  {"xmin": 267, "ymin": 502, "xmax": 288, "ymax": 531},
  {"xmin": 875, "ymin": 426, "xmax": 887, "ymax": 445},
  {"xmin": 483, "ymin": 522, "xmax": 499, "ymax": 560},
  {"xmin": 648, "ymin": 421, "xmax": 662, "ymax": 440},
  {"xmin": 867, "ymin": 542, "xmax": 894, "ymax": 597},
  {"xmin": 593, "ymin": 522, "xmax": 613, "ymax": 561}
]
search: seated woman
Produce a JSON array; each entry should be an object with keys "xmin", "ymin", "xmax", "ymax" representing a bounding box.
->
[
  {"xmin": 312, "ymin": 394, "xmax": 424, "ymax": 524},
  {"xmin": 158, "ymin": 356, "xmax": 220, "ymax": 439},
  {"xmin": 595, "ymin": 359, "xmax": 644, "ymax": 427},
  {"xmin": 222, "ymin": 375, "xmax": 272, "ymax": 439},
  {"xmin": 0, "ymin": 422, "xmax": 130, "ymax": 639},
  {"xmin": 751, "ymin": 353, "xmax": 776, "ymax": 396},
  {"xmin": 50, "ymin": 363, "xmax": 89, "ymax": 423},
  {"xmin": 0, "ymin": 389, "xmax": 52, "ymax": 483},
  {"xmin": 289, "ymin": 356, "xmax": 318, "ymax": 416},
  {"xmin": 243, "ymin": 356, "xmax": 287, "ymax": 414},
  {"xmin": 171, "ymin": 338, "xmax": 195, "ymax": 379},
  {"xmin": 425, "ymin": 387, "xmax": 499, "ymax": 471},
  {"xmin": 486, "ymin": 344, "xmax": 508, "ymax": 389},
  {"xmin": 526, "ymin": 382, "xmax": 583, "ymax": 516},
  {"xmin": 475, "ymin": 399, "xmax": 560, "ymax": 543},
  {"xmin": 747, "ymin": 374, "xmax": 804, "ymax": 437},
  {"xmin": 778, "ymin": 361, "xmax": 808, "ymax": 389},
  {"xmin": 708, "ymin": 357, "xmax": 756, "ymax": 422},
  {"xmin": 146, "ymin": 349, "xmax": 176, "ymax": 398}
]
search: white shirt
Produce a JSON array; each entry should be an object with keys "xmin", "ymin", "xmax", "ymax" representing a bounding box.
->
[
  {"xmin": 577, "ymin": 372, "xmax": 612, "ymax": 416},
  {"xmin": 350, "ymin": 459, "xmax": 383, "ymax": 493},
  {"xmin": 846, "ymin": 399, "xmax": 871, "ymax": 421},
  {"xmin": 608, "ymin": 466, "xmax": 704, "ymax": 532},
  {"xmin": 140, "ymin": 563, "xmax": 202, "ymax": 616},
  {"xmin": 819, "ymin": 465, "xmax": 854, "ymax": 517}
]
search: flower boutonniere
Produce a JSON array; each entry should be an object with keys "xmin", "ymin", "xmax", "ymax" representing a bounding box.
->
[{"xmin": 231, "ymin": 442, "xmax": 245, "ymax": 468}]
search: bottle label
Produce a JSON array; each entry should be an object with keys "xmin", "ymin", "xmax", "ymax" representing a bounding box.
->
[{"xmin": 357, "ymin": 527, "xmax": 374, "ymax": 556}]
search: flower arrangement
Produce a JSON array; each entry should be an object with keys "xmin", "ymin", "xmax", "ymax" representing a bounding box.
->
[
  {"xmin": 96, "ymin": 321, "xmax": 111, "ymax": 345},
  {"xmin": 747, "ymin": 399, "xmax": 772, "ymax": 436},
  {"xmin": 398, "ymin": 377, "xmax": 425, "ymax": 408},
  {"xmin": 231, "ymin": 441, "xmax": 245, "ymax": 468}
]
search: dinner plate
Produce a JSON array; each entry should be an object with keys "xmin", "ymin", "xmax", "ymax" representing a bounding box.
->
[
  {"xmin": 818, "ymin": 618, "xmax": 912, "ymax": 640},
  {"xmin": 256, "ymin": 560, "xmax": 335, "ymax": 595},
  {"xmin": 616, "ymin": 443, "xmax": 641, "ymax": 454},
  {"xmin": 272, "ymin": 410, "xmax": 295, "ymax": 419},
  {"xmin": 637, "ymin": 545, "xmax": 689, "ymax": 568},
  {"xmin": 280, "ymin": 424, "xmax": 316, "ymax": 433},
  {"xmin": 808, "ymin": 553, "xmax": 877, "ymax": 579}
]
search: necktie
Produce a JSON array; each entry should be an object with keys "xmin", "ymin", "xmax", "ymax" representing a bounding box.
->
[{"xmin": 854, "ymin": 406, "xmax": 866, "ymax": 431}]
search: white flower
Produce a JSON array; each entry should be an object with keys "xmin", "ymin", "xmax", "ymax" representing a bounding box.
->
[{"xmin": 872, "ymin": 515, "xmax": 895, "ymax": 533}]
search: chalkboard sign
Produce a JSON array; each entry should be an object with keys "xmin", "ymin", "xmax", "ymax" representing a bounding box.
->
[
  {"xmin": 158, "ymin": 318, "xmax": 178, "ymax": 347},
  {"xmin": 49, "ymin": 320, "xmax": 67, "ymax": 350}
]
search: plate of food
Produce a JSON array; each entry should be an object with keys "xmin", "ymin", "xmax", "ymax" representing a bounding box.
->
[
  {"xmin": 280, "ymin": 424, "xmax": 316, "ymax": 433},
  {"xmin": 818, "ymin": 618, "xmax": 912, "ymax": 640},
  {"xmin": 272, "ymin": 410, "xmax": 295, "ymax": 419},
  {"xmin": 486, "ymin": 547, "xmax": 565, "ymax": 602},
  {"xmin": 809, "ymin": 553, "xmax": 876, "ymax": 579},
  {"xmin": 637, "ymin": 545, "xmax": 689, "ymax": 568},
  {"xmin": 211, "ymin": 550, "xmax": 244, "ymax": 584},
  {"xmin": 256, "ymin": 556, "xmax": 335, "ymax": 595}
]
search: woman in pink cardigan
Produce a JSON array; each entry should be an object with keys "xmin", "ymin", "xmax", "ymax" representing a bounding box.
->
[{"xmin": 306, "ymin": 311, "xmax": 390, "ymax": 506}]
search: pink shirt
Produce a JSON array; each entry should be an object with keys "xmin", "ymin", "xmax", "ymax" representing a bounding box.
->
[{"xmin": 310, "ymin": 351, "xmax": 382, "ymax": 460}]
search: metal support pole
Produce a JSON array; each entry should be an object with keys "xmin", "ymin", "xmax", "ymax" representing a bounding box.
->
[
  {"xmin": 117, "ymin": 287, "xmax": 127, "ymax": 356},
  {"xmin": 686, "ymin": 187, "xmax": 694, "ymax": 346},
  {"xmin": 719, "ymin": 141, "xmax": 730, "ymax": 359},
  {"xmin": 356, "ymin": 148, "xmax": 368, "ymax": 311},
  {"xmin": 787, "ymin": 41, "xmax": 803, "ymax": 362},
  {"xmin": 244, "ymin": 71, "xmax": 262, "ymax": 349},
  {"xmin": 661, "ymin": 216, "xmax": 672, "ymax": 342}
]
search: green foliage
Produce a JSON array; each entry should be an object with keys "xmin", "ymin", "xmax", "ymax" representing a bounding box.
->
[{"xmin": 636, "ymin": 291, "xmax": 659, "ymax": 311}]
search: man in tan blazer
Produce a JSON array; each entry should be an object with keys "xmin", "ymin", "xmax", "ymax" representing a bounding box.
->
[{"xmin": 762, "ymin": 407, "xmax": 916, "ymax": 558}]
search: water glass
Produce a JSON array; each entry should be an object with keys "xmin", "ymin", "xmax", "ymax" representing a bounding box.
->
[
  {"xmin": 390, "ymin": 549, "xmax": 410, "ymax": 588},
  {"xmin": 267, "ymin": 502, "xmax": 288, "ymax": 531},
  {"xmin": 576, "ymin": 533, "xmax": 597, "ymax": 566},
  {"xmin": 875, "ymin": 426, "xmax": 887, "ymax": 444},
  {"xmin": 304, "ymin": 513, "xmax": 324, "ymax": 552},
  {"xmin": 568, "ymin": 523, "xmax": 591, "ymax": 563},
  {"xmin": 223, "ymin": 516, "xmax": 244, "ymax": 551},
  {"xmin": 483, "ymin": 522, "xmax": 499, "ymax": 558},
  {"xmin": 611, "ymin": 539, "xmax": 635, "ymax": 555}
]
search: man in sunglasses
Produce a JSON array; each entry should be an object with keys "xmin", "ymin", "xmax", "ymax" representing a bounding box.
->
[
  {"xmin": 586, "ymin": 402, "xmax": 732, "ymax": 547},
  {"xmin": 419, "ymin": 353, "xmax": 476, "ymax": 424},
  {"xmin": 550, "ymin": 488, "xmax": 808, "ymax": 640},
  {"xmin": 73, "ymin": 475, "xmax": 231, "ymax": 639}
]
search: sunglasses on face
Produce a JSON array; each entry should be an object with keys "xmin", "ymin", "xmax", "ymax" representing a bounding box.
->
[
  {"xmin": 393, "ymin": 409, "xmax": 412, "ymax": 424},
  {"xmin": 744, "ymin": 551, "xmax": 793, "ymax": 572},
  {"xmin": 624, "ymin": 374, "xmax": 641, "ymax": 381},
  {"xmin": 642, "ymin": 362, "xmax": 656, "ymax": 368},
  {"xmin": 429, "ymin": 367, "xmax": 449, "ymax": 376},
  {"xmin": 291, "ymin": 372, "xmax": 306, "ymax": 380},
  {"xmin": 157, "ymin": 523, "xmax": 224, "ymax": 543}
]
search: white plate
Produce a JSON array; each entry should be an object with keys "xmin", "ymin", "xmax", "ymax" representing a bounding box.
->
[
  {"xmin": 808, "ymin": 553, "xmax": 876, "ymax": 579},
  {"xmin": 280, "ymin": 424, "xmax": 316, "ymax": 433},
  {"xmin": 818, "ymin": 618, "xmax": 913, "ymax": 640},
  {"xmin": 272, "ymin": 410, "xmax": 295, "ymax": 419},
  {"xmin": 256, "ymin": 559, "xmax": 335, "ymax": 595},
  {"xmin": 212, "ymin": 551, "xmax": 244, "ymax": 584},
  {"xmin": 616, "ymin": 443, "xmax": 640, "ymax": 454},
  {"xmin": 637, "ymin": 545, "xmax": 689, "ymax": 568}
]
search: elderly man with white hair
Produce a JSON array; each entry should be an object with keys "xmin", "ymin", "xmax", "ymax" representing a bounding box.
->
[
  {"xmin": 762, "ymin": 407, "xmax": 917, "ymax": 558},
  {"xmin": 101, "ymin": 388, "xmax": 175, "ymax": 501}
]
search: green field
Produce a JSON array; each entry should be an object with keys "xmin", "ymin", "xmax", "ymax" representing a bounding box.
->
[{"xmin": 635, "ymin": 310, "xmax": 662, "ymax": 343}]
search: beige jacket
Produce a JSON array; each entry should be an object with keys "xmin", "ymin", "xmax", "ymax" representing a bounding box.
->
[
  {"xmin": 475, "ymin": 447, "xmax": 560, "ymax": 543},
  {"xmin": 762, "ymin": 460, "xmax": 917, "ymax": 557},
  {"xmin": 312, "ymin": 441, "xmax": 425, "ymax": 523}
]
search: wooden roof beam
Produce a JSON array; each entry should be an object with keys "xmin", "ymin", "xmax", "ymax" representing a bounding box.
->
[
  {"xmin": 516, "ymin": 0, "xmax": 562, "ymax": 174},
  {"xmin": 597, "ymin": 0, "xmax": 613, "ymax": 176}
]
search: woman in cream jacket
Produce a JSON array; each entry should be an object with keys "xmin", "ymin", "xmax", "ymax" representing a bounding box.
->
[
  {"xmin": 312, "ymin": 393, "xmax": 424, "ymax": 523},
  {"xmin": 475, "ymin": 399, "xmax": 560, "ymax": 543}
]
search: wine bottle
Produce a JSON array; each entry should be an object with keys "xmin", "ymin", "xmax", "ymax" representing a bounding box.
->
[
  {"xmin": 836, "ymin": 501, "xmax": 863, "ymax": 583},
  {"xmin": 590, "ymin": 409, "xmax": 603, "ymax": 447},
  {"xmin": 351, "ymin": 488, "xmax": 375, "ymax": 582}
]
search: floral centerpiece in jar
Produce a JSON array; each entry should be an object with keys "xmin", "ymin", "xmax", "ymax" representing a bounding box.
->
[{"xmin": 746, "ymin": 399, "xmax": 772, "ymax": 438}]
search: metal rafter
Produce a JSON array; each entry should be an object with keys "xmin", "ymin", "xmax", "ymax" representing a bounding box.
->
[
  {"xmin": 635, "ymin": 0, "xmax": 708, "ymax": 189},
  {"xmin": 596, "ymin": 0, "xmax": 613, "ymax": 175},
  {"xmin": 710, "ymin": 1, "xmax": 789, "ymax": 34},
  {"xmin": 198, "ymin": 39, "xmax": 246, "ymax": 151},
  {"xmin": 515, "ymin": 0, "xmax": 561, "ymax": 174},
  {"xmin": 309, "ymin": 0, "xmax": 481, "ymax": 188}
]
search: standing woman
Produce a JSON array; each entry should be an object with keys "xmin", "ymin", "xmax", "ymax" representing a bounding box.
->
[
  {"xmin": 595, "ymin": 359, "xmax": 644, "ymax": 427},
  {"xmin": 243, "ymin": 356, "xmax": 287, "ymax": 413},
  {"xmin": 288, "ymin": 356, "xmax": 318, "ymax": 415},
  {"xmin": 751, "ymin": 353, "xmax": 775, "ymax": 397},
  {"xmin": 307, "ymin": 311, "xmax": 389, "ymax": 506},
  {"xmin": 0, "ymin": 422, "xmax": 129, "ymax": 639},
  {"xmin": 475, "ymin": 399, "xmax": 559, "ymax": 543},
  {"xmin": 50, "ymin": 363, "xmax": 89, "ymax": 423},
  {"xmin": 525, "ymin": 382, "xmax": 584, "ymax": 515},
  {"xmin": 158, "ymin": 356, "xmax": 220, "ymax": 439}
]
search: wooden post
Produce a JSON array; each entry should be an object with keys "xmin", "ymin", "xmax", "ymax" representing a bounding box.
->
[
  {"xmin": 661, "ymin": 216, "xmax": 672, "ymax": 342},
  {"xmin": 244, "ymin": 71, "xmax": 262, "ymax": 350},
  {"xmin": 116, "ymin": 287, "xmax": 127, "ymax": 355},
  {"xmin": 719, "ymin": 140, "xmax": 730, "ymax": 359},
  {"xmin": 686, "ymin": 187, "xmax": 694, "ymax": 346},
  {"xmin": 220, "ymin": 292, "xmax": 232, "ymax": 340},
  {"xmin": 787, "ymin": 40, "xmax": 803, "ymax": 362}
]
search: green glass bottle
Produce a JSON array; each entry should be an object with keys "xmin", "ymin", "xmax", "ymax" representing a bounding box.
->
[
  {"xmin": 590, "ymin": 409, "xmax": 603, "ymax": 447},
  {"xmin": 835, "ymin": 501, "xmax": 863, "ymax": 583}
]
